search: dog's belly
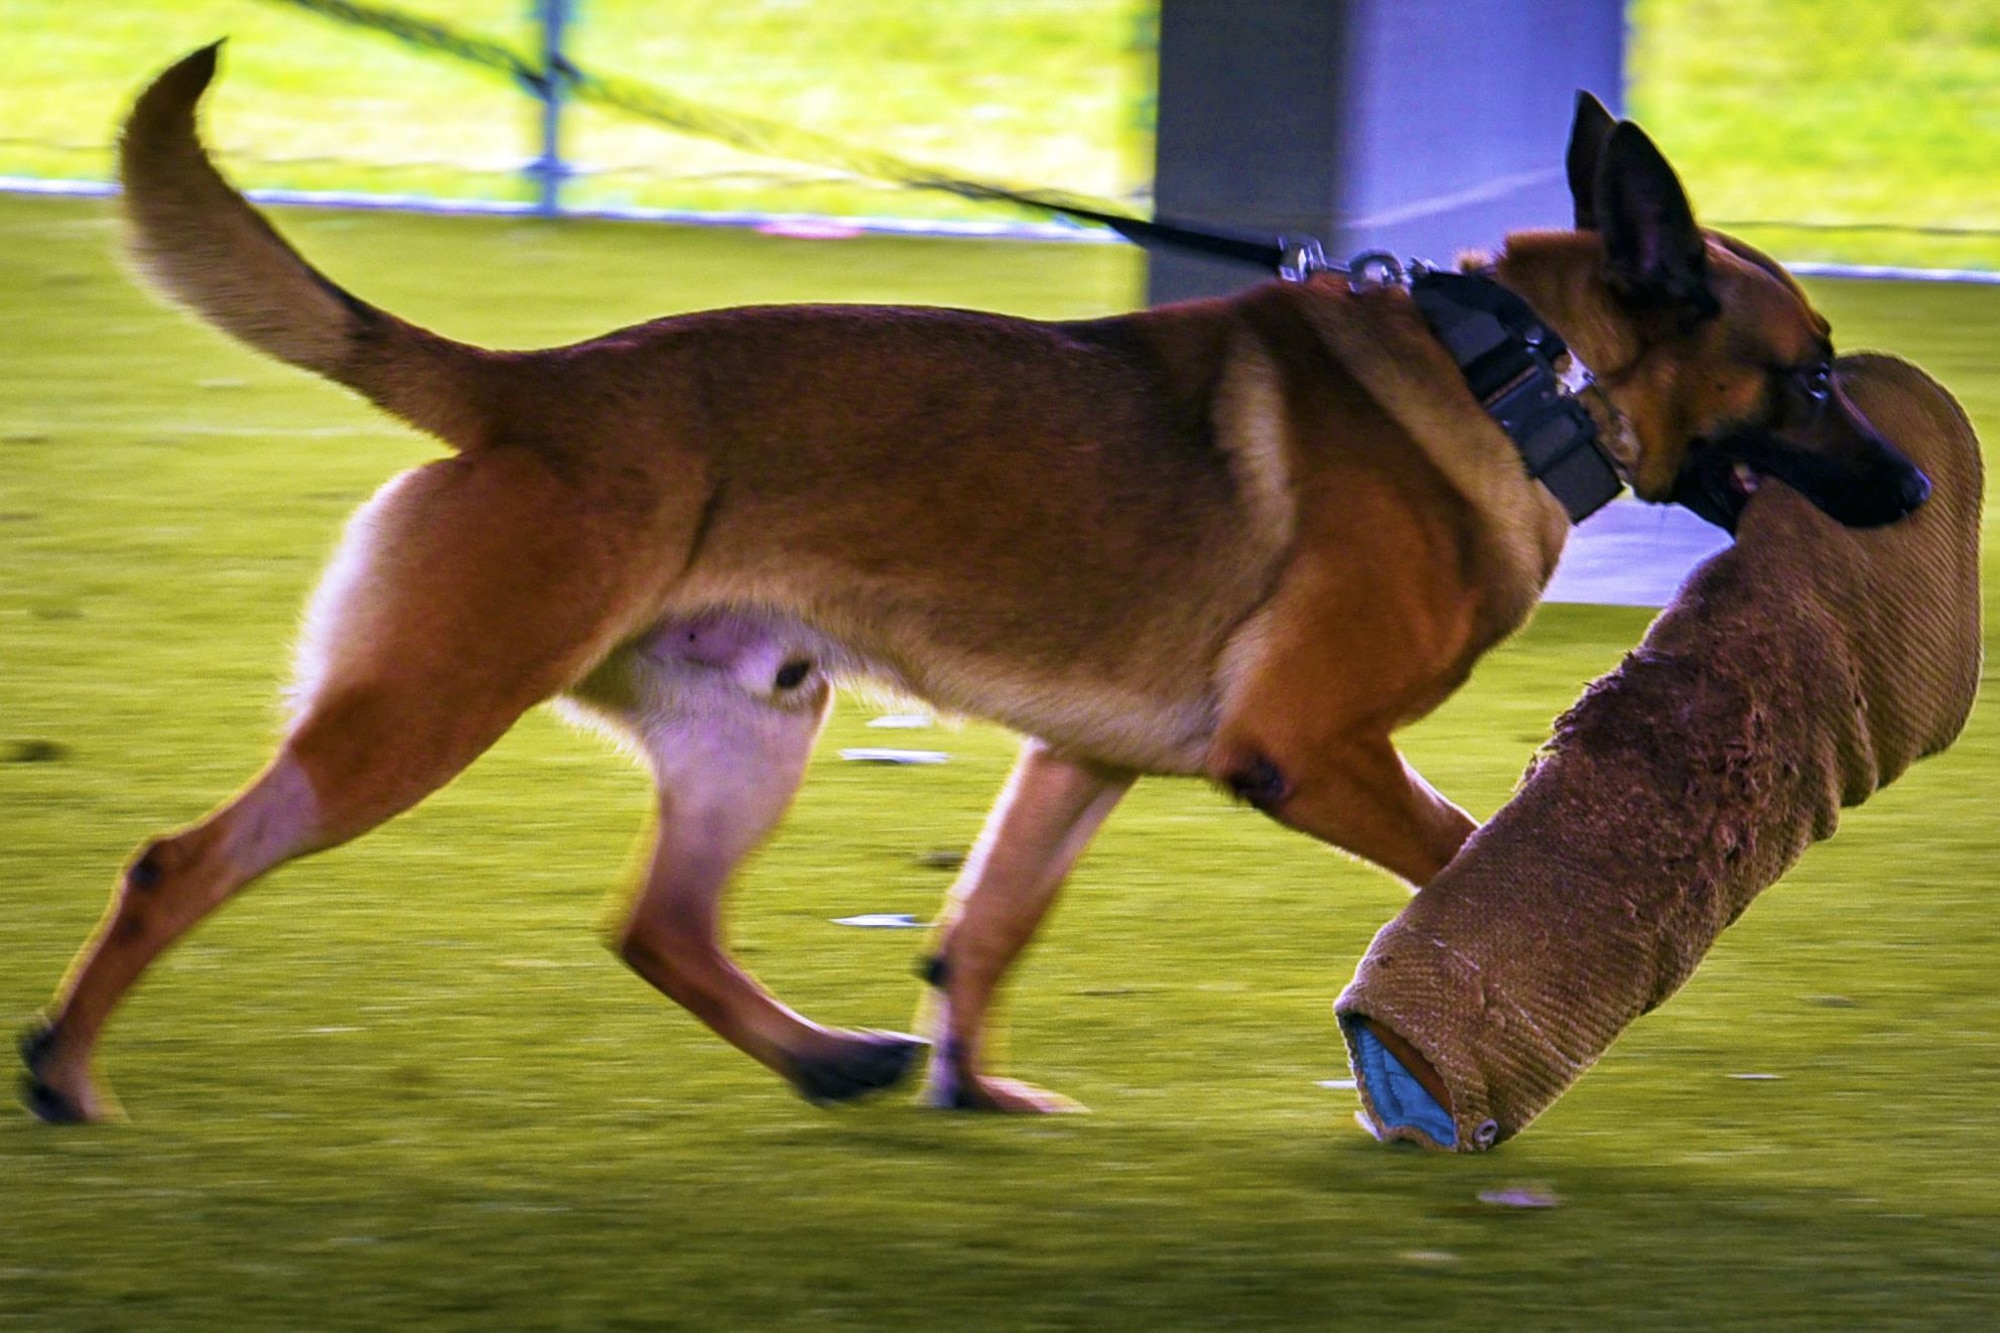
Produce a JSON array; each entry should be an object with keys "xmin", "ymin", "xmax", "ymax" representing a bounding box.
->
[
  {"xmin": 571, "ymin": 604, "xmax": 1219, "ymax": 774},
  {"xmin": 884, "ymin": 646, "xmax": 1220, "ymax": 773}
]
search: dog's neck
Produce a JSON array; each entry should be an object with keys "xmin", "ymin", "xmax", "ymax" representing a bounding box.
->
[
  {"xmin": 1490, "ymin": 231, "xmax": 1650, "ymax": 480},
  {"xmin": 1490, "ymin": 231, "xmax": 1641, "ymax": 373}
]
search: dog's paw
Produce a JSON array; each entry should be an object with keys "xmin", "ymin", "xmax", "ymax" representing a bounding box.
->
[
  {"xmin": 785, "ymin": 1030, "xmax": 928, "ymax": 1106},
  {"xmin": 18, "ymin": 1017, "xmax": 97, "ymax": 1125},
  {"xmin": 922, "ymin": 1069, "xmax": 1088, "ymax": 1115}
]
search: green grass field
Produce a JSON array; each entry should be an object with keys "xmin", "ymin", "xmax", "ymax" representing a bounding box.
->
[
  {"xmin": 3, "ymin": 2, "xmax": 1997, "ymax": 266},
  {"xmin": 3, "ymin": 191, "xmax": 1999, "ymax": 1327}
]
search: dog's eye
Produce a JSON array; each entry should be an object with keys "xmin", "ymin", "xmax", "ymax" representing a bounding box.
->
[
  {"xmin": 1796, "ymin": 363, "xmax": 1832, "ymax": 405},
  {"xmin": 1778, "ymin": 361, "xmax": 1833, "ymax": 424}
]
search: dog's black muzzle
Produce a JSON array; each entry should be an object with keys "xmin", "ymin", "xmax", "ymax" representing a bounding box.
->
[{"xmin": 1672, "ymin": 377, "xmax": 1932, "ymax": 534}]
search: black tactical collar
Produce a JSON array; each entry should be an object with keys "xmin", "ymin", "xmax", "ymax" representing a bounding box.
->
[
  {"xmin": 1403, "ymin": 267, "xmax": 1625, "ymax": 522},
  {"xmin": 1062, "ymin": 208, "xmax": 1626, "ymax": 523}
]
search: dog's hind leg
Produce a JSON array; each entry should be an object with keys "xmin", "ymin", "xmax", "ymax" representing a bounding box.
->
[
  {"xmin": 595, "ymin": 628, "xmax": 926, "ymax": 1105},
  {"xmin": 23, "ymin": 677, "xmax": 566, "ymax": 1124},
  {"xmin": 917, "ymin": 739, "xmax": 1135, "ymax": 1112},
  {"xmin": 23, "ymin": 452, "xmax": 663, "ymax": 1122},
  {"xmin": 22, "ymin": 751, "xmax": 327, "ymax": 1123}
]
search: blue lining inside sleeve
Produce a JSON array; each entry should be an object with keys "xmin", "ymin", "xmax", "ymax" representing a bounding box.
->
[{"xmin": 1350, "ymin": 1022, "xmax": 1456, "ymax": 1148}]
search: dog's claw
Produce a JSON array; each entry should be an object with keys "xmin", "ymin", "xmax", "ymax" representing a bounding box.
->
[
  {"xmin": 18, "ymin": 1016, "xmax": 56, "ymax": 1068},
  {"xmin": 785, "ymin": 1030, "xmax": 928, "ymax": 1106}
]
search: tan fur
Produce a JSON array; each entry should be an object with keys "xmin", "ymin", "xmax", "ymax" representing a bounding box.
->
[
  {"xmin": 22, "ymin": 47, "xmax": 1905, "ymax": 1121},
  {"xmin": 1494, "ymin": 231, "xmax": 1845, "ymax": 504}
]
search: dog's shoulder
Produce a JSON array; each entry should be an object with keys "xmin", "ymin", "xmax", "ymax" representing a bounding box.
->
[{"xmin": 1231, "ymin": 280, "xmax": 1570, "ymax": 616}]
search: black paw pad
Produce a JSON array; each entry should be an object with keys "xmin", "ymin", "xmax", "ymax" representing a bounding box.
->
[
  {"xmin": 939, "ymin": 1081, "xmax": 989, "ymax": 1112},
  {"xmin": 19, "ymin": 1074, "xmax": 88, "ymax": 1125},
  {"xmin": 17, "ymin": 1019, "xmax": 82, "ymax": 1125},
  {"xmin": 921, "ymin": 1057, "xmax": 994, "ymax": 1112},
  {"xmin": 128, "ymin": 848, "xmax": 164, "ymax": 891},
  {"xmin": 18, "ymin": 1017, "xmax": 57, "ymax": 1071}
]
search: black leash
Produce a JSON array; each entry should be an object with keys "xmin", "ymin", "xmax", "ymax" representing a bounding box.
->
[
  {"xmin": 255, "ymin": 0, "xmax": 1329, "ymax": 269},
  {"xmin": 966, "ymin": 191, "xmax": 1335, "ymax": 282}
]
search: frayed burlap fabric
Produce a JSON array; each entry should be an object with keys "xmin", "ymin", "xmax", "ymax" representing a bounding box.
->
[{"xmin": 1336, "ymin": 354, "xmax": 1983, "ymax": 1150}]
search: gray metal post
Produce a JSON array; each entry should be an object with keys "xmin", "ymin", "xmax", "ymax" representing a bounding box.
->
[
  {"xmin": 529, "ymin": 0, "xmax": 571, "ymax": 216},
  {"xmin": 1148, "ymin": 0, "xmax": 1625, "ymax": 305},
  {"xmin": 1148, "ymin": 1, "xmax": 1350, "ymax": 305}
]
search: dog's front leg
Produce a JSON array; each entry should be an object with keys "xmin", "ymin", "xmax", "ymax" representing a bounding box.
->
[
  {"xmin": 919, "ymin": 739, "xmax": 1134, "ymax": 1112},
  {"xmin": 1211, "ymin": 729, "xmax": 1475, "ymax": 888}
]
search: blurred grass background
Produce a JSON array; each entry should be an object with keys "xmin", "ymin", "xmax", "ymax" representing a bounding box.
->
[
  {"xmin": 1, "ymin": 1, "xmax": 1996, "ymax": 265},
  {"xmin": 1627, "ymin": 0, "xmax": 2000, "ymax": 271},
  {"xmin": 0, "ymin": 1, "xmax": 1158, "ymax": 224},
  {"xmin": 2, "ymin": 186, "xmax": 1998, "ymax": 1325}
]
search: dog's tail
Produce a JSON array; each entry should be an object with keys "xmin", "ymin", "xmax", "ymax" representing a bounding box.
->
[{"xmin": 120, "ymin": 43, "xmax": 490, "ymax": 448}]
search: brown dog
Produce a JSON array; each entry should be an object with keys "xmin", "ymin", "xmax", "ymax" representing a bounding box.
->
[{"xmin": 22, "ymin": 48, "xmax": 1928, "ymax": 1122}]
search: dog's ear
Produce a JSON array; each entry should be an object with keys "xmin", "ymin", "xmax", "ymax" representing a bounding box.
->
[
  {"xmin": 1566, "ymin": 91, "xmax": 1617, "ymax": 230},
  {"xmin": 1593, "ymin": 121, "xmax": 1719, "ymax": 321}
]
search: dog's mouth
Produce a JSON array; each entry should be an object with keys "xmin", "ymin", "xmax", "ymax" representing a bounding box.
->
[
  {"xmin": 1670, "ymin": 446, "xmax": 1759, "ymax": 533},
  {"xmin": 1672, "ymin": 427, "xmax": 1931, "ymax": 535}
]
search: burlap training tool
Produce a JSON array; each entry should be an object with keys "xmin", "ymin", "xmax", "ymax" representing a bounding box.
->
[{"xmin": 1336, "ymin": 353, "xmax": 1983, "ymax": 1151}]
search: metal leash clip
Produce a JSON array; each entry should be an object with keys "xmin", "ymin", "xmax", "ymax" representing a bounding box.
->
[{"xmin": 1277, "ymin": 236, "xmax": 1331, "ymax": 283}]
